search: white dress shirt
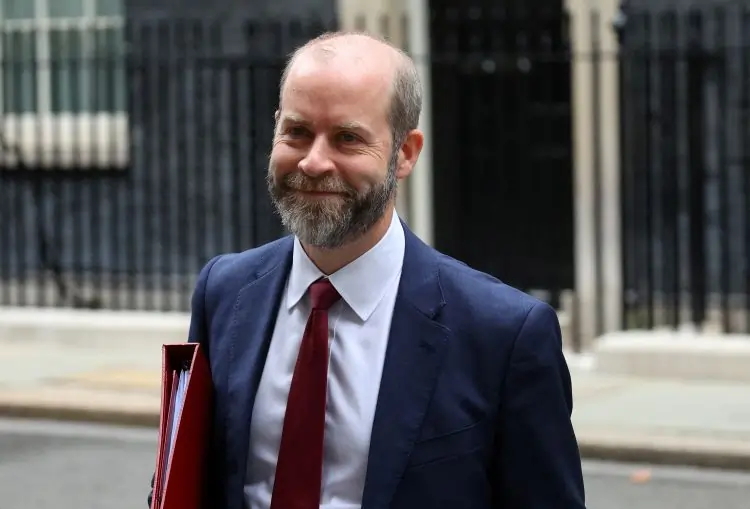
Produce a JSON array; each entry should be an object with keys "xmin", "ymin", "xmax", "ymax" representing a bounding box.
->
[{"xmin": 244, "ymin": 211, "xmax": 405, "ymax": 509}]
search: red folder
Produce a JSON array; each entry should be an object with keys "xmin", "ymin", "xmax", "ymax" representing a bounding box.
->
[{"xmin": 151, "ymin": 342, "xmax": 213, "ymax": 509}]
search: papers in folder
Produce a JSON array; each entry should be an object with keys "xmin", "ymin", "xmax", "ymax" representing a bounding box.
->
[
  {"xmin": 160, "ymin": 368, "xmax": 189, "ymax": 491},
  {"xmin": 151, "ymin": 343, "xmax": 213, "ymax": 509}
]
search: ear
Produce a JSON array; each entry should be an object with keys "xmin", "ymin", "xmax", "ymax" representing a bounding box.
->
[
  {"xmin": 395, "ymin": 129, "xmax": 424, "ymax": 180},
  {"xmin": 273, "ymin": 110, "xmax": 281, "ymax": 135}
]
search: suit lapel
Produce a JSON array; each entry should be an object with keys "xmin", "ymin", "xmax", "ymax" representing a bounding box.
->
[
  {"xmin": 362, "ymin": 225, "xmax": 452, "ymax": 509},
  {"xmin": 223, "ymin": 238, "xmax": 293, "ymax": 509}
]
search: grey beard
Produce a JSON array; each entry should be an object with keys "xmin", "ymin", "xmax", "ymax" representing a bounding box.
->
[{"xmin": 268, "ymin": 149, "xmax": 399, "ymax": 249}]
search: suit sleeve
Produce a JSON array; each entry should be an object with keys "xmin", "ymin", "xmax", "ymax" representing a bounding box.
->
[
  {"xmin": 187, "ymin": 254, "xmax": 223, "ymax": 347},
  {"xmin": 146, "ymin": 255, "xmax": 222, "ymax": 508},
  {"xmin": 492, "ymin": 302, "xmax": 586, "ymax": 509}
]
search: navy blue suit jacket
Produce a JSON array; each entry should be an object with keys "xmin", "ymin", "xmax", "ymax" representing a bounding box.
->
[{"xmin": 179, "ymin": 224, "xmax": 585, "ymax": 509}]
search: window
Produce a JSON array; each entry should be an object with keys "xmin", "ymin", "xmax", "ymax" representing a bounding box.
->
[{"xmin": 0, "ymin": 0, "xmax": 128, "ymax": 168}]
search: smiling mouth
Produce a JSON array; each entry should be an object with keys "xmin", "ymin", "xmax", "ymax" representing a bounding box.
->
[{"xmin": 295, "ymin": 190, "xmax": 345, "ymax": 197}]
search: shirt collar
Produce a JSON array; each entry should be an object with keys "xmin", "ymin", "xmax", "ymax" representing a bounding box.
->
[{"xmin": 286, "ymin": 211, "xmax": 405, "ymax": 321}]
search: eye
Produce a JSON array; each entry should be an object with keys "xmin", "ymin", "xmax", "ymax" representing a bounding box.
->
[
  {"xmin": 337, "ymin": 131, "xmax": 360, "ymax": 143},
  {"xmin": 284, "ymin": 125, "xmax": 308, "ymax": 138}
]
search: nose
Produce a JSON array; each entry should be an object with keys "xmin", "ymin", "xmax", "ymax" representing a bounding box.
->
[{"xmin": 298, "ymin": 135, "xmax": 335, "ymax": 177}]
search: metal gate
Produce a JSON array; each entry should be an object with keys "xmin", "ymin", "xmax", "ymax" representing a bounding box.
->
[{"xmin": 429, "ymin": 1, "xmax": 575, "ymax": 304}]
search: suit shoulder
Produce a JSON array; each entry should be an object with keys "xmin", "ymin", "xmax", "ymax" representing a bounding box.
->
[
  {"xmin": 201, "ymin": 236, "xmax": 293, "ymax": 292},
  {"xmin": 435, "ymin": 251, "xmax": 553, "ymax": 327}
]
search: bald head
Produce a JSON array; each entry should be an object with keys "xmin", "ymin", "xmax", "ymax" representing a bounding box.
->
[{"xmin": 278, "ymin": 31, "xmax": 422, "ymax": 146}]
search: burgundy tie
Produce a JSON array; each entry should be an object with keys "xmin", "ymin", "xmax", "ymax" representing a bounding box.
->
[{"xmin": 270, "ymin": 278, "xmax": 341, "ymax": 509}]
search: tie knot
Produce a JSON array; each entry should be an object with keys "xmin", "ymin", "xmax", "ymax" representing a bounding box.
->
[{"xmin": 309, "ymin": 278, "xmax": 340, "ymax": 311}]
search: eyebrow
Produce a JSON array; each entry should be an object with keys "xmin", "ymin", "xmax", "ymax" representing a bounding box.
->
[
  {"xmin": 337, "ymin": 121, "xmax": 368, "ymax": 132},
  {"xmin": 279, "ymin": 114, "xmax": 310, "ymax": 126},
  {"xmin": 279, "ymin": 115, "xmax": 372, "ymax": 136}
]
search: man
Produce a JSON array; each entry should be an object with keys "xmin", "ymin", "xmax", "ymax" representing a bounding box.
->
[{"xmin": 149, "ymin": 31, "xmax": 585, "ymax": 509}]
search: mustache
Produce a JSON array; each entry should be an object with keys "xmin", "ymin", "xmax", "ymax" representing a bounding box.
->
[{"xmin": 281, "ymin": 172, "xmax": 356, "ymax": 196}]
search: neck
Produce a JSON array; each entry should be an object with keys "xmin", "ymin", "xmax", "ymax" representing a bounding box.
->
[{"xmin": 302, "ymin": 207, "xmax": 395, "ymax": 275}]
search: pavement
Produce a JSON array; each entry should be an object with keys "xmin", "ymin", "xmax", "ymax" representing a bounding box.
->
[
  {"xmin": 6, "ymin": 419, "xmax": 750, "ymax": 509},
  {"xmin": 1, "ymin": 333, "xmax": 750, "ymax": 471}
]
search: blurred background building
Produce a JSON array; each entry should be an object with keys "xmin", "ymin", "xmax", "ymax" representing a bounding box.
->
[{"xmin": 1, "ymin": 0, "xmax": 749, "ymax": 368}]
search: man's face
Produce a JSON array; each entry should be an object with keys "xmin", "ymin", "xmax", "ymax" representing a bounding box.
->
[{"xmin": 267, "ymin": 52, "xmax": 398, "ymax": 249}]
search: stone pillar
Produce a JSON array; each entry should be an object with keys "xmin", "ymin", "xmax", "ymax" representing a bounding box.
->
[{"xmin": 567, "ymin": 0, "xmax": 623, "ymax": 350}]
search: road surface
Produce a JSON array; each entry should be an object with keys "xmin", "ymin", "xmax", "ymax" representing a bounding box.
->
[{"xmin": 1, "ymin": 418, "xmax": 749, "ymax": 508}]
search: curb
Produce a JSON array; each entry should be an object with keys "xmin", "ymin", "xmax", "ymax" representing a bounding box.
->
[
  {"xmin": 0, "ymin": 400, "xmax": 159, "ymax": 428},
  {"xmin": 578, "ymin": 432, "xmax": 750, "ymax": 471},
  {"xmin": 0, "ymin": 402, "xmax": 158, "ymax": 428}
]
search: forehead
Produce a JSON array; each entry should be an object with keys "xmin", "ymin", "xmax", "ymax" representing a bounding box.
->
[{"xmin": 280, "ymin": 50, "xmax": 393, "ymax": 127}]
